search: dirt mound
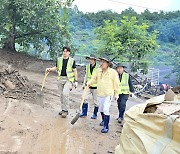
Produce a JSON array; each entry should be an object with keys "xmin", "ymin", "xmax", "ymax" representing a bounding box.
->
[
  {"xmin": 0, "ymin": 49, "xmax": 85, "ymax": 83},
  {"xmin": 0, "ymin": 65, "xmax": 36, "ymax": 100},
  {"xmin": 0, "ymin": 49, "xmax": 55, "ymax": 72}
]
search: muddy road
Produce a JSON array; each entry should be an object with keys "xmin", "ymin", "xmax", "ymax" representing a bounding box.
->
[{"xmin": 0, "ymin": 49, "xmax": 143, "ymax": 154}]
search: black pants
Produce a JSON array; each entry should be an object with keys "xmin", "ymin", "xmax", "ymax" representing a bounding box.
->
[{"xmin": 117, "ymin": 94, "xmax": 129, "ymax": 119}]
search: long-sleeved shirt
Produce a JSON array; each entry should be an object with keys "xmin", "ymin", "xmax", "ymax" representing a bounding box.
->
[
  {"xmin": 88, "ymin": 67, "xmax": 119, "ymax": 97},
  {"xmin": 119, "ymin": 73, "xmax": 134, "ymax": 93}
]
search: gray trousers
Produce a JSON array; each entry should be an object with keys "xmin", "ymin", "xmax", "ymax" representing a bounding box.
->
[
  {"xmin": 58, "ymin": 76, "xmax": 73, "ymax": 111},
  {"xmin": 84, "ymin": 89, "xmax": 98, "ymax": 107}
]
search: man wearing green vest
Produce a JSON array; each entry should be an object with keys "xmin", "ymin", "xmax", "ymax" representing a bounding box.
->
[
  {"xmin": 46, "ymin": 46, "xmax": 78, "ymax": 118},
  {"xmin": 116, "ymin": 63, "xmax": 134, "ymax": 123},
  {"xmin": 80, "ymin": 54, "xmax": 99, "ymax": 119}
]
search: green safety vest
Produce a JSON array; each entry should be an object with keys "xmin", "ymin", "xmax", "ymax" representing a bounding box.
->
[
  {"xmin": 119, "ymin": 72, "xmax": 130, "ymax": 94},
  {"xmin": 57, "ymin": 57, "xmax": 75, "ymax": 82},
  {"xmin": 86, "ymin": 64, "xmax": 98, "ymax": 87}
]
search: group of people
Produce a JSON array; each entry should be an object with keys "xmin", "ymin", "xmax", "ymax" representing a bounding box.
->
[{"xmin": 46, "ymin": 46, "xmax": 134, "ymax": 133}]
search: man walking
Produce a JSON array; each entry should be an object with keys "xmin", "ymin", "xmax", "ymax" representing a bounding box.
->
[
  {"xmin": 116, "ymin": 63, "xmax": 134, "ymax": 123},
  {"xmin": 80, "ymin": 54, "xmax": 99, "ymax": 119},
  {"xmin": 87, "ymin": 57, "xmax": 119, "ymax": 133},
  {"xmin": 46, "ymin": 46, "xmax": 78, "ymax": 118}
]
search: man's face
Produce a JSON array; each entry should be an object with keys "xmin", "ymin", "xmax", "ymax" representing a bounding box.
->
[
  {"xmin": 117, "ymin": 66, "xmax": 124, "ymax": 74},
  {"xmin": 89, "ymin": 58, "xmax": 96, "ymax": 65},
  {"xmin": 63, "ymin": 49, "xmax": 70, "ymax": 58},
  {"xmin": 100, "ymin": 60, "xmax": 109, "ymax": 70}
]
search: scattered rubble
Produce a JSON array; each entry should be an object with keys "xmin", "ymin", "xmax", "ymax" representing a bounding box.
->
[
  {"xmin": 0, "ymin": 65, "xmax": 36, "ymax": 100},
  {"xmin": 131, "ymin": 73, "xmax": 165, "ymax": 98}
]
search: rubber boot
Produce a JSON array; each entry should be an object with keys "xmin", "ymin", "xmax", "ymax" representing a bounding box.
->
[
  {"xmin": 101, "ymin": 115, "xmax": 110, "ymax": 133},
  {"xmin": 80, "ymin": 103, "xmax": 88, "ymax": 117},
  {"xmin": 91, "ymin": 106, "xmax": 98, "ymax": 119},
  {"xmin": 99, "ymin": 112, "xmax": 104, "ymax": 126},
  {"xmin": 117, "ymin": 117, "xmax": 123, "ymax": 123}
]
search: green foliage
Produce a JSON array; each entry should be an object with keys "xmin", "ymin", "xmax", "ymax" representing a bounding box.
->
[
  {"xmin": 95, "ymin": 16, "xmax": 159, "ymax": 73},
  {"xmin": 95, "ymin": 20, "xmax": 122, "ymax": 56},
  {"xmin": 153, "ymin": 17, "xmax": 180, "ymax": 45},
  {"xmin": 84, "ymin": 10, "xmax": 121, "ymax": 27},
  {"xmin": 0, "ymin": 0, "xmax": 74, "ymax": 58},
  {"xmin": 121, "ymin": 7, "xmax": 140, "ymax": 19},
  {"xmin": 141, "ymin": 9, "xmax": 180, "ymax": 22},
  {"xmin": 68, "ymin": 7, "xmax": 180, "ymax": 83},
  {"xmin": 68, "ymin": 7, "xmax": 179, "ymax": 65}
]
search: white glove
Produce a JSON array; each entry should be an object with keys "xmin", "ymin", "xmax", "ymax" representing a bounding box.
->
[
  {"xmin": 74, "ymin": 81, "xmax": 78, "ymax": 88},
  {"xmin": 46, "ymin": 68, "xmax": 51, "ymax": 73}
]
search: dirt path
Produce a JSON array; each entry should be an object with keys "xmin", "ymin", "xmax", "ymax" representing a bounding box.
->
[{"xmin": 0, "ymin": 49, "xmax": 144, "ymax": 154}]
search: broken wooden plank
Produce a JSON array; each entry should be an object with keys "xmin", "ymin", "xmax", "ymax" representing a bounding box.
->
[{"xmin": 15, "ymin": 74, "xmax": 26, "ymax": 87}]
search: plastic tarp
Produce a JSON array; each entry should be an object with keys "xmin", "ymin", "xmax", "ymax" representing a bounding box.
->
[{"xmin": 115, "ymin": 94, "xmax": 180, "ymax": 154}]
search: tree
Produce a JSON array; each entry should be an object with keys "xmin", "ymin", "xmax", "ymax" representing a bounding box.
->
[
  {"xmin": 153, "ymin": 17, "xmax": 180, "ymax": 45},
  {"xmin": 95, "ymin": 16, "xmax": 159, "ymax": 73},
  {"xmin": 84, "ymin": 10, "xmax": 121, "ymax": 27},
  {"xmin": 141, "ymin": 9, "xmax": 160, "ymax": 22},
  {"xmin": 120, "ymin": 7, "xmax": 139, "ymax": 19},
  {"xmin": 0, "ymin": 0, "xmax": 74, "ymax": 58}
]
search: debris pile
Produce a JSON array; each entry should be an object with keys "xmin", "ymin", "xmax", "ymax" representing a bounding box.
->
[
  {"xmin": 0, "ymin": 66, "xmax": 36, "ymax": 100},
  {"xmin": 131, "ymin": 73, "xmax": 164, "ymax": 98}
]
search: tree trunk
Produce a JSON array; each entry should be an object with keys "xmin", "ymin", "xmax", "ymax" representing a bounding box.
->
[
  {"xmin": 3, "ymin": 6, "xmax": 16, "ymax": 51},
  {"xmin": 3, "ymin": 34, "xmax": 16, "ymax": 51}
]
